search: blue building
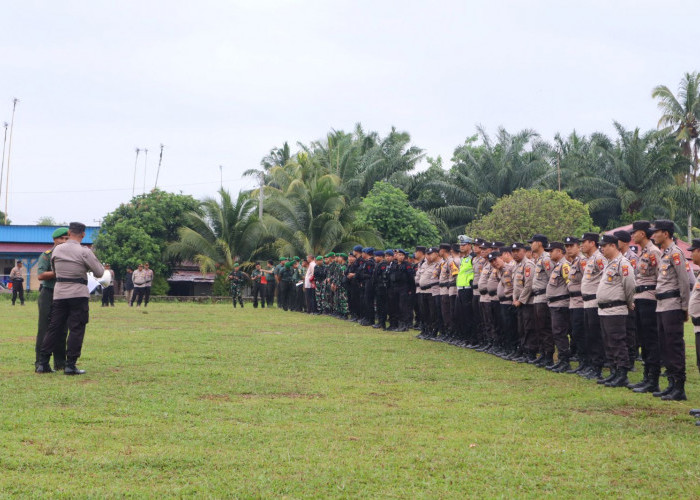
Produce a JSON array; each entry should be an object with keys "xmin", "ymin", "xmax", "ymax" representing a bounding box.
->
[{"xmin": 0, "ymin": 225, "xmax": 100, "ymax": 291}]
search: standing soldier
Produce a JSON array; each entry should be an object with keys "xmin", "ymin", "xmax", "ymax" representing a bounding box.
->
[
  {"xmin": 596, "ymin": 234, "xmax": 635, "ymax": 388},
  {"xmin": 650, "ymin": 220, "xmax": 690, "ymax": 401},
  {"xmin": 512, "ymin": 242, "xmax": 537, "ymax": 362},
  {"xmin": 334, "ymin": 253, "xmax": 349, "ymax": 318},
  {"xmin": 454, "ymin": 235, "xmax": 475, "ymax": 346},
  {"xmin": 546, "ymin": 242, "xmax": 572, "ymax": 372},
  {"xmin": 428, "ymin": 247, "xmax": 443, "ymax": 339},
  {"xmin": 124, "ymin": 267, "xmax": 134, "ymax": 306},
  {"xmin": 564, "ymin": 237, "xmax": 586, "ymax": 373},
  {"xmin": 687, "ymin": 239, "xmax": 700, "ymax": 424},
  {"xmin": 486, "ymin": 242, "xmax": 505, "ymax": 353},
  {"xmin": 629, "ymin": 221, "xmax": 662, "ymax": 393},
  {"xmin": 476, "ymin": 241, "xmax": 495, "ymax": 351},
  {"xmin": 438, "ymin": 243, "xmax": 453, "ymax": 339},
  {"xmin": 385, "ymin": 250, "xmax": 400, "ymax": 330},
  {"xmin": 36, "ymin": 222, "xmax": 105, "ymax": 375},
  {"xmin": 9, "ymin": 261, "xmax": 25, "ymax": 306},
  {"xmin": 414, "ymin": 246, "xmax": 429, "ymax": 337},
  {"xmin": 346, "ymin": 246, "xmax": 363, "ymax": 321},
  {"xmin": 274, "ymin": 257, "xmax": 287, "ymax": 307},
  {"xmin": 448, "ymin": 244, "xmax": 461, "ymax": 341},
  {"xmin": 492, "ymin": 249, "xmax": 517, "ymax": 358},
  {"xmin": 615, "ymin": 230, "xmax": 639, "ymax": 370},
  {"xmin": 390, "ymin": 249, "xmax": 414, "ymax": 331},
  {"xmin": 579, "ymin": 232, "xmax": 606, "ymax": 380},
  {"xmin": 130, "ymin": 264, "xmax": 147, "ymax": 307},
  {"xmin": 251, "ymin": 263, "xmax": 266, "ymax": 308},
  {"xmin": 101, "ymin": 264, "xmax": 116, "ymax": 307},
  {"xmin": 313, "ymin": 256, "xmax": 326, "ymax": 314},
  {"xmin": 470, "ymin": 239, "xmax": 486, "ymax": 348},
  {"xmin": 34, "ymin": 227, "xmax": 69, "ymax": 372},
  {"xmin": 359, "ymin": 248, "xmax": 376, "ymax": 326},
  {"xmin": 529, "ymin": 234, "xmax": 554, "ymax": 367},
  {"xmin": 142, "ymin": 262, "xmax": 154, "ymax": 307},
  {"xmin": 227, "ymin": 263, "xmax": 247, "ymax": 308},
  {"xmin": 372, "ymin": 250, "xmax": 389, "ymax": 330},
  {"xmin": 278, "ymin": 260, "xmax": 294, "ymax": 311}
]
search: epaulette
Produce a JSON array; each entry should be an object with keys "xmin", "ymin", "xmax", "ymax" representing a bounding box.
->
[{"xmin": 44, "ymin": 249, "xmax": 51, "ymax": 254}]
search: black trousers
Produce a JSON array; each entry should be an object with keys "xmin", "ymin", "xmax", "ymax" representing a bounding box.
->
[
  {"xmin": 304, "ymin": 287, "xmax": 316, "ymax": 313},
  {"xmin": 375, "ymin": 287, "xmax": 388, "ymax": 325},
  {"xmin": 569, "ymin": 308, "xmax": 585, "ymax": 362},
  {"xmin": 583, "ymin": 307, "xmax": 606, "ymax": 366},
  {"xmin": 480, "ymin": 300, "xmax": 495, "ymax": 343},
  {"xmin": 472, "ymin": 292, "xmax": 484, "ymax": 343},
  {"xmin": 518, "ymin": 304, "xmax": 536, "ymax": 352},
  {"xmin": 101, "ymin": 286, "xmax": 114, "ymax": 306},
  {"xmin": 40, "ymin": 297, "xmax": 90, "ymax": 362},
  {"xmin": 657, "ymin": 309, "xmax": 686, "ymax": 381},
  {"xmin": 11, "ymin": 281, "xmax": 24, "ymax": 305},
  {"xmin": 455, "ymin": 288, "xmax": 474, "ymax": 340},
  {"xmin": 431, "ymin": 295, "xmax": 443, "ymax": 334},
  {"xmin": 489, "ymin": 301, "xmax": 501, "ymax": 345},
  {"xmin": 278, "ymin": 282, "xmax": 291, "ymax": 311},
  {"xmin": 266, "ymin": 282, "xmax": 275, "ymax": 307},
  {"xmin": 499, "ymin": 303, "xmax": 517, "ymax": 350},
  {"xmin": 635, "ymin": 299, "xmax": 659, "ymax": 368},
  {"xmin": 626, "ymin": 311, "xmax": 636, "ymax": 363},
  {"xmin": 363, "ymin": 285, "xmax": 375, "ymax": 324},
  {"xmin": 131, "ymin": 287, "xmax": 145, "ymax": 306},
  {"xmin": 387, "ymin": 287, "xmax": 400, "ymax": 327},
  {"xmin": 143, "ymin": 286, "xmax": 151, "ymax": 306},
  {"xmin": 533, "ymin": 302, "xmax": 553, "ymax": 355},
  {"xmin": 419, "ymin": 293, "xmax": 431, "ymax": 331},
  {"xmin": 252, "ymin": 283, "xmax": 266, "ymax": 307},
  {"xmin": 550, "ymin": 306, "xmax": 571, "ymax": 359},
  {"xmin": 600, "ymin": 314, "xmax": 630, "ymax": 370},
  {"xmin": 36, "ymin": 286, "xmax": 67, "ymax": 367},
  {"xmin": 441, "ymin": 294, "xmax": 452, "ymax": 334}
]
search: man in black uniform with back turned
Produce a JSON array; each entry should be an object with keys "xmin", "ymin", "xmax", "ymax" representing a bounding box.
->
[{"xmin": 37, "ymin": 222, "xmax": 105, "ymax": 375}]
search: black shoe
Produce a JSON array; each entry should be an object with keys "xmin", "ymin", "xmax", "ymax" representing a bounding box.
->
[
  {"xmin": 372, "ymin": 323, "xmax": 384, "ymax": 329},
  {"xmin": 653, "ymin": 377, "xmax": 675, "ymax": 398},
  {"xmin": 661, "ymin": 379, "xmax": 687, "ymax": 401},
  {"xmin": 35, "ymin": 363, "xmax": 54, "ymax": 374},
  {"xmin": 628, "ymin": 365, "xmax": 650, "ymax": 389},
  {"xmin": 690, "ymin": 409, "xmax": 700, "ymax": 417},
  {"xmin": 64, "ymin": 364, "xmax": 86, "ymax": 375},
  {"xmin": 597, "ymin": 369, "xmax": 617, "ymax": 385},
  {"xmin": 553, "ymin": 361, "xmax": 571, "ymax": 373},
  {"xmin": 584, "ymin": 366, "xmax": 603, "ymax": 380},
  {"xmin": 606, "ymin": 368, "xmax": 629, "ymax": 387},
  {"xmin": 567, "ymin": 362, "xmax": 585, "ymax": 374},
  {"xmin": 542, "ymin": 355, "xmax": 555, "ymax": 369}
]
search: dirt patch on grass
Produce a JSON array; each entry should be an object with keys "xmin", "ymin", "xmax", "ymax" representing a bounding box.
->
[
  {"xmin": 200, "ymin": 394, "xmax": 231, "ymax": 402},
  {"xmin": 574, "ymin": 406, "xmax": 678, "ymax": 417},
  {"xmin": 237, "ymin": 392, "xmax": 324, "ymax": 400}
]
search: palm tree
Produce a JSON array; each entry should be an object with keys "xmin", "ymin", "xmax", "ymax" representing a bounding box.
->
[
  {"xmin": 167, "ymin": 189, "xmax": 270, "ymax": 273},
  {"xmin": 652, "ymin": 72, "xmax": 700, "ymax": 239}
]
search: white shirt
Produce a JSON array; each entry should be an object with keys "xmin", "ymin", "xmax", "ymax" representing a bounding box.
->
[{"xmin": 304, "ymin": 260, "xmax": 315, "ymax": 288}]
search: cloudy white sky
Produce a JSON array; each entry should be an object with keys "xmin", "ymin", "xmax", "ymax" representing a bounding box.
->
[{"xmin": 1, "ymin": 0, "xmax": 698, "ymax": 225}]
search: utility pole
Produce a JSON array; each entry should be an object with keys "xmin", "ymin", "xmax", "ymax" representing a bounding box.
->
[
  {"xmin": 154, "ymin": 143, "xmax": 164, "ymax": 189},
  {"xmin": 219, "ymin": 165, "xmax": 223, "ymax": 190},
  {"xmin": 142, "ymin": 148, "xmax": 149, "ymax": 194},
  {"xmin": 132, "ymin": 148, "xmax": 140, "ymax": 197},
  {"xmin": 557, "ymin": 149, "xmax": 561, "ymax": 192},
  {"xmin": 0, "ymin": 122, "xmax": 8, "ymax": 219},
  {"xmin": 4, "ymin": 99, "xmax": 19, "ymax": 225},
  {"xmin": 258, "ymin": 171, "xmax": 264, "ymax": 220}
]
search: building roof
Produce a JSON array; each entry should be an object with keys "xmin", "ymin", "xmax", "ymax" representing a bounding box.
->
[
  {"xmin": 168, "ymin": 270, "xmax": 216, "ymax": 283},
  {"xmin": 0, "ymin": 225, "xmax": 99, "ymax": 244}
]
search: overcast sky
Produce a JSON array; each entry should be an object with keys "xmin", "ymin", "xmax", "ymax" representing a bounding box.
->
[{"xmin": 1, "ymin": 0, "xmax": 698, "ymax": 225}]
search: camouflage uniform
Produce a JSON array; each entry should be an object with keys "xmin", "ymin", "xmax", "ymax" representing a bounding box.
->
[{"xmin": 228, "ymin": 270, "xmax": 246, "ymax": 308}]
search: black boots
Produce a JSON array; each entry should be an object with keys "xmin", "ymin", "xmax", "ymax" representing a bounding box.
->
[
  {"xmin": 552, "ymin": 359, "xmax": 571, "ymax": 373},
  {"xmin": 64, "ymin": 358, "xmax": 85, "ymax": 375},
  {"xmin": 661, "ymin": 378, "xmax": 687, "ymax": 401},
  {"xmin": 653, "ymin": 377, "xmax": 674, "ymax": 398},
  {"xmin": 605, "ymin": 368, "xmax": 629, "ymax": 388},
  {"xmin": 35, "ymin": 363, "xmax": 54, "ymax": 374},
  {"xmin": 597, "ymin": 368, "xmax": 617, "ymax": 385},
  {"xmin": 632, "ymin": 366, "xmax": 660, "ymax": 394},
  {"xmin": 628, "ymin": 364, "xmax": 650, "ymax": 390}
]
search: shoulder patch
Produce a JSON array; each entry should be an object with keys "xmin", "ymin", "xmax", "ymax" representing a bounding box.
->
[
  {"xmin": 525, "ymin": 267, "xmax": 531, "ymax": 278},
  {"xmin": 622, "ymin": 264, "xmax": 629, "ymax": 276},
  {"xmin": 629, "ymin": 258, "xmax": 637, "ymax": 269},
  {"xmin": 597, "ymin": 259, "xmax": 604, "ymax": 270},
  {"xmin": 672, "ymin": 252, "xmax": 681, "ymax": 266},
  {"xmin": 544, "ymin": 261, "xmax": 551, "ymax": 271},
  {"xmin": 44, "ymin": 249, "xmax": 51, "ymax": 254},
  {"xmin": 650, "ymin": 255, "xmax": 657, "ymax": 267}
]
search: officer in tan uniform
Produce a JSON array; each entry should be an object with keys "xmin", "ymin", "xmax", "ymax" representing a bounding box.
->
[
  {"xmin": 629, "ymin": 220, "xmax": 663, "ymax": 393},
  {"xmin": 614, "ymin": 230, "xmax": 639, "ymax": 370},
  {"xmin": 485, "ymin": 242, "xmax": 504, "ymax": 354},
  {"xmin": 512, "ymin": 242, "xmax": 537, "ymax": 362},
  {"xmin": 545, "ymin": 242, "xmax": 571, "ymax": 372},
  {"xmin": 492, "ymin": 249, "xmax": 517, "ymax": 358},
  {"xmin": 37, "ymin": 222, "xmax": 105, "ymax": 375},
  {"xmin": 476, "ymin": 241, "xmax": 494, "ymax": 352},
  {"xmin": 529, "ymin": 234, "xmax": 554, "ymax": 367},
  {"xmin": 428, "ymin": 247, "xmax": 443, "ymax": 339},
  {"xmin": 438, "ymin": 243, "xmax": 453, "ymax": 339},
  {"xmin": 564, "ymin": 237, "xmax": 585, "ymax": 373},
  {"xmin": 470, "ymin": 240, "xmax": 486, "ymax": 348},
  {"xmin": 650, "ymin": 219, "xmax": 690, "ymax": 401},
  {"xmin": 448, "ymin": 243, "xmax": 461, "ymax": 341},
  {"xmin": 687, "ymin": 239, "xmax": 700, "ymax": 424},
  {"xmin": 580, "ymin": 232, "xmax": 606, "ymax": 380},
  {"xmin": 417, "ymin": 247, "xmax": 439, "ymax": 339},
  {"xmin": 414, "ymin": 246, "xmax": 428, "ymax": 336},
  {"xmin": 596, "ymin": 234, "xmax": 635, "ymax": 388}
]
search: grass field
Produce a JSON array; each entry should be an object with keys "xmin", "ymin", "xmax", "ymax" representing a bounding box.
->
[{"xmin": 1, "ymin": 301, "xmax": 699, "ymax": 498}]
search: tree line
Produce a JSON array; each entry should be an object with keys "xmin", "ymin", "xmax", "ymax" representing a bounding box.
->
[{"xmin": 94, "ymin": 72, "xmax": 700, "ymax": 293}]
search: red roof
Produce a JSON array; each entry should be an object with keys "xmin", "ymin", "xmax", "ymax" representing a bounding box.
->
[{"xmin": 0, "ymin": 243, "xmax": 53, "ymax": 253}]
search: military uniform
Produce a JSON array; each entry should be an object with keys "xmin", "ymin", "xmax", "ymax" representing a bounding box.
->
[
  {"xmin": 477, "ymin": 256, "xmax": 494, "ymax": 349},
  {"xmin": 373, "ymin": 253, "xmax": 389, "ymax": 329},
  {"xmin": 531, "ymin": 244, "xmax": 554, "ymax": 364},
  {"xmin": 251, "ymin": 268, "xmax": 266, "ymax": 308},
  {"xmin": 9, "ymin": 263, "xmax": 25, "ymax": 305},
  {"xmin": 438, "ymin": 245, "xmax": 453, "ymax": 336},
  {"xmin": 688, "ymin": 239, "xmax": 700, "ymax": 379},
  {"xmin": 35, "ymin": 238, "xmax": 68, "ymax": 370},
  {"xmin": 228, "ymin": 269, "xmax": 246, "ymax": 307},
  {"xmin": 497, "ymin": 259, "xmax": 517, "ymax": 355},
  {"xmin": 652, "ymin": 220, "xmax": 690, "ymax": 400},
  {"xmin": 418, "ymin": 251, "xmax": 440, "ymax": 338},
  {"xmin": 596, "ymin": 242, "xmax": 635, "ymax": 387},
  {"xmin": 38, "ymin": 223, "xmax": 104, "ymax": 375},
  {"xmin": 513, "ymin": 245, "xmax": 536, "ymax": 359},
  {"xmin": 455, "ymin": 238, "xmax": 475, "ymax": 345},
  {"xmin": 131, "ymin": 267, "xmax": 147, "ymax": 306},
  {"xmin": 545, "ymin": 244, "xmax": 571, "ymax": 370},
  {"xmin": 278, "ymin": 263, "xmax": 295, "ymax": 311},
  {"xmin": 471, "ymin": 248, "xmax": 486, "ymax": 345},
  {"xmin": 389, "ymin": 251, "xmax": 414, "ymax": 331},
  {"xmin": 580, "ymin": 236, "xmax": 606, "ymax": 378},
  {"xmin": 565, "ymin": 243, "xmax": 585, "ymax": 371},
  {"xmin": 359, "ymin": 250, "xmax": 376, "ymax": 325}
]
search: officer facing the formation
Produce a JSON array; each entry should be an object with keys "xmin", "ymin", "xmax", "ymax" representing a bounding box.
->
[
  {"xmin": 529, "ymin": 234, "xmax": 554, "ymax": 367},
  {"xmin": 580, "ymin": 232, "xmax": 606, "ymax": 380},
  {"xmin": 37, "ymin": 222, "xmax": 105, "ymax": 375},
  {"xmin": 651, "ymin": 219, "xmax": 691, "ymax": 401},
  {"xmin": 35, "ymin": 227, "xmax": 69, "ymax": 372},
  {"xmin": 9, "ymin": 260, "xmax": 25, "ymax": 306},
  {"xmin": 512, "ymin": 242, "xmax": 536, "ymax": 362},
  {"xmin": 545, "ymin": 242, "xmax": 572, "ymax": 372},
  {"xmin": 596, "ymin": 234, "xmax": 636, "ymax": 388}
]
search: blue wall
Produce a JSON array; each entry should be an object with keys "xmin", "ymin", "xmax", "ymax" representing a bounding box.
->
[{"xmin": 0, "ymin": 225, "xmax": 100, "ymax": 244}]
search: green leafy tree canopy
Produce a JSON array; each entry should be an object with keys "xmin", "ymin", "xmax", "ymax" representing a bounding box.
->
[
  {"xmin": 466, "ymin": 189, "xmax": 599, "ymax": 243},
  {"xmin": 356, "ymin": 181, "xmax": 440, "ymax": 248}
]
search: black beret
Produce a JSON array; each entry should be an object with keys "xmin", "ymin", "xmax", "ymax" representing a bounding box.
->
[
  {"xmin": 613, "ymin": 230, "xmax": 631, "ymax": 243},
  {"xmin": 600, "ymin": 234, "xmax": 618, "ymax": 245}
]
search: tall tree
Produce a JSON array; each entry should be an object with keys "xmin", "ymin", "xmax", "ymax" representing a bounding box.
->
[{"xmin": 652, "ymin": 71, "xmax": 700, "ymax": 239}]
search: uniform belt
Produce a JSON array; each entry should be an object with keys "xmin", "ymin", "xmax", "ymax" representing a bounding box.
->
[
  {"xmin": 448, "ymin": 281, "xmax": 456, "ymax": 286},
  {"xmin": 598, "ymin": 300, "xmax": 627, "ymax": 309},
  {"xmin": 692, "ymin": 317, "xmax": 700, "ymax": 326},
  {"xmin": 547, "ymin": 294, "xmax": 570, "ymax": 303},
  {"xmin": 656, "ymin": 290, "xmax": 680, "ymax": 300},
  {"xmin": 472, "ymin": 285, "xmax": 478, "ymax": 290},
  {"xmin": 568, "ymin": 291, "xmax": 582, "ymax": 297},
  {"xmin": 488, "ymin": 291, "xmax": 497, "ymax": 296},
  {"xmin": 479, "ymin": 289, "xmax": 488, "ymax": 295},
  {"xmin": 56, "ymin": 277, "xmax": 88, "ymax": 285},
  {"xmin": 532, "ymin": 289, "xmax": 546, "ymax": 296},
  {"xmin": 635, "ymin": 285, "xmax": 656, "ymax": 293},
  {"xmin": 582, "ymin": 294, "xmax": 597, "ymax": 302},
  {"xmin": 439, "ymin": 283, "xmax": 448, "ymax": 287},
  {"xmin": 499, "ymin": 296, "xmax": 513, "ymax": 302},
  {"xmin": 457, "ymin": 286, "xmax": 471, "ymax": 290}
]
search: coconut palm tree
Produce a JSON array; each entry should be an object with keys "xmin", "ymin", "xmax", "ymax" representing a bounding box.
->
[
  {"xmin": 652, "ymin": 71, "xmax": 700, "ymax": 239},
  {"xmin": 167, "ymin": 189, "xmax": 270, "ymax": 273}
]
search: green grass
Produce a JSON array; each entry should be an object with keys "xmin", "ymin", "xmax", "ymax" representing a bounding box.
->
[{"xmin": 1, "ymin": 302, "xmax": 699, "ymax": 498}]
